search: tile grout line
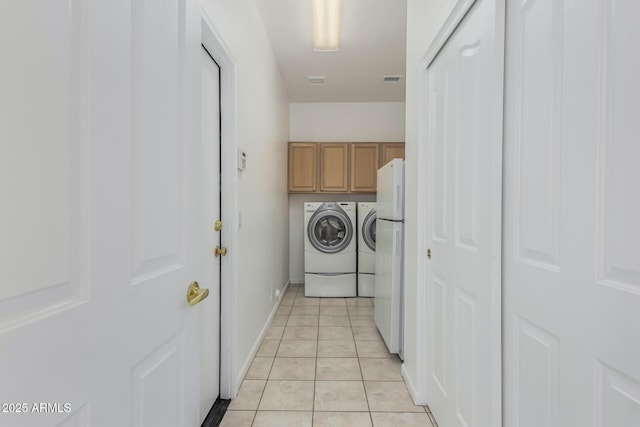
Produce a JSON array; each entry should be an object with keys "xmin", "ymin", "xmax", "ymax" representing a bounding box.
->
[
  {"xmin": 350, "ymin": 306, "xmax": 376, "ymax": 427},
  {"xmin": 250, "ymin": 285, "xmax": 298, "ymax": 426},
  {"xmin": 300, "ymin": 285, "xmax": 318, "ymax": 426},
  {"xmin": 249, "ymin": 298, "xmax": 288, "ymax": 426},
  {"xmin": 311, "ymin": 290, "xmax": 319, "ymax": 426}
]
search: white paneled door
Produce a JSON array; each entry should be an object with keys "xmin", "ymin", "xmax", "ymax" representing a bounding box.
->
[
  {"xmin": 423, "ymin": 0, "xmax": 504, "ymax": 425},
  {"xmin": 200, "ymin": 46, "xmax": 222, "ymax": 423},
  {"xmin": 504, "ymin": 0, "xmax": 640, "ymax": 425},
  {"xmin": 0, "ymin": 1, "xmax": 208, "ymax": 426}
]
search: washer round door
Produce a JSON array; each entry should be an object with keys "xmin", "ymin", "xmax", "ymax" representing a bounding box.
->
[
  {"xmin": 308, "ymin": 203, "xmax": 353, "ymax": 254},
  {"xmin": 362, "ymin": 209, "xmax": 376, "ymax": 251}
]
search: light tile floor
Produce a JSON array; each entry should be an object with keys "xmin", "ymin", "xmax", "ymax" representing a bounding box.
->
[{"xmin": 220, "ymin": 284, "xmax": 439, "ymax": 427}]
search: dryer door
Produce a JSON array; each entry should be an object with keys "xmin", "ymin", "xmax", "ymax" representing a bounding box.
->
[
  {"xmin": 308, "ymin": 203, "xmax": 353, "ymax": 254},
  {"xmin": 362, "ymin": 209, "xmax": 377, "ymax": 251}
]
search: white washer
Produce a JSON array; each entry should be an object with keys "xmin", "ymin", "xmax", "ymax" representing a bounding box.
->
[
  {"xmin": 304, "ymin": 202, "xmax": 357, "ymax": 297},
  {"xmin": 357, "ymin": 202, "xmax": 376, "ymax": 297}
]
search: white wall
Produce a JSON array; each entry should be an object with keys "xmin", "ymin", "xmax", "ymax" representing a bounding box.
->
[
  {"xmin": 403, "ymin": 0, "xmax": 457, "ymax": 402},
  {"xmin": 290, "ymin": 102, "xmax": 406, "ymax": 142},
  {"xmin": 289, "ymin": 102, "xmax": 405, "ymax": 283},
  {"xmin": 202, "ymin": 0, "xmax": 290, "ymax": 389}
]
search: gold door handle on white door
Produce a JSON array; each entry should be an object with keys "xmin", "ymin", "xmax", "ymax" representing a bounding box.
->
[
  {"xmin": 187, "ymin": 281, "xmax": 209, "ymax": 307},
  {"xmin": 213, "ymin": 220, "xmax": 222, "ymax": 232}
]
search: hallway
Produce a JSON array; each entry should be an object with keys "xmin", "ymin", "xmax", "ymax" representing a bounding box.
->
[{"xmin": 220, "ymin": 284, "xmax": 437, "ymax": 426}]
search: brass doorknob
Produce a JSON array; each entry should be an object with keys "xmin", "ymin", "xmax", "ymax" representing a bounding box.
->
[
  {"xmin": 213, "ymin": 220, "xmax": 222, "ymax": 232},
  {"xmin": 187, "ymin": 281, "xmax": 209, "ymax": 307},
  {"xmin": 214, "ymin": 246, "xmax": 228, "ymax": 257}
]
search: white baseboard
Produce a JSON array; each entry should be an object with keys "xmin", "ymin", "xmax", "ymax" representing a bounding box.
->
[
  {"xmin": 402, "ymin": 363, "xmax": 427, "ymax": 405},
  {"xmin": 235, "ymin": 280, "xmax": 290, "ymax": 388}
]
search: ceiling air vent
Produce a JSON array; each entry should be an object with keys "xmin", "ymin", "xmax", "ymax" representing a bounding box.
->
[
  {"xmin": 307, "ymin": 75, "xmax": 326, "ymax": 86},
  {"xmin": 383, "ymin": 76, "xmax": 402, "ymax": 83}
]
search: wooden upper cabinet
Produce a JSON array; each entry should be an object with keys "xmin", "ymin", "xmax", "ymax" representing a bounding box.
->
[
  {"xmin": 319, "ymin": 143, "xmax": 349, "ymax": 192},
  {"xmin": 350, "ymin": 143, "xmax": 379, "ymax": 193},
  {"xmin": 288, "ymin": 141, "xmax": 405, "ymax": 193},
  {"xmin": 380, "ymin": 143, "xmax": 405, "ymax": 167},
  {"xmin": 288, "ymin": 142, "xmax": 317, "ymax": 192}
]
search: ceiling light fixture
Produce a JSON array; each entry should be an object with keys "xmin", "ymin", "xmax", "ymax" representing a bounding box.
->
[{"xmin": 311, "ymin": 0, "xmax": 341, "ymax": 52}]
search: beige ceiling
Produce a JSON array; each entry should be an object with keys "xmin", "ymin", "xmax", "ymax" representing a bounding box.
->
[{"xmin": 254, "ymin": 0, "xmax": 407, "ymax": 102}]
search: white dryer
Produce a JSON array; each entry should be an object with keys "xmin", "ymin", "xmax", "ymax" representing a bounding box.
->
[
  {"xmin": 357, "ymin": 202, "xmax": 376, "ymax": 297},
  {"xmin": 304, "ymin": 202, "xmax": 357, "ymax": 297}
]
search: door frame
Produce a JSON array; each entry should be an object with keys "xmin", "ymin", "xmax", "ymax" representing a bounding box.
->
[
  {"xmin": 201, "ymin": 12, "xmax": 239, "ymax": 400},
  {"xmin": 414, "ymin": 0, "xmax": 505, "ymax": 422}
]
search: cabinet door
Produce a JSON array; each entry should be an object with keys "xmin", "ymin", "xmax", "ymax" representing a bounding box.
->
[
  {"xmin": 380, "ymin": 143, "xmax": 405, "ymax": 166},
  {"xmin": 289, "ymin": 142, "xmax": 317, "ymax": 192},
  {"xmin": 350, "ymin": 143, "xmax": 379, "ymax": 192},
  {"xmin": 319, "ymin": 143, "xmax": 349, "ymax": 192}
]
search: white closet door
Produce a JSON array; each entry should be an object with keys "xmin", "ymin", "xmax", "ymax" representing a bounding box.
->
[
  {"xmin": 423, "ymin": 0, "xmax": 504, "ymax": 425},
  {"xmin": 503, "ymin": 0, "xmax": 640, "ymax": 425}
]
